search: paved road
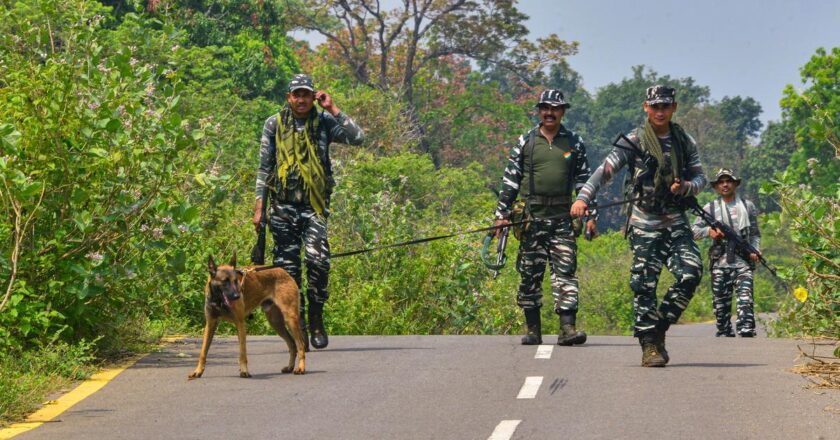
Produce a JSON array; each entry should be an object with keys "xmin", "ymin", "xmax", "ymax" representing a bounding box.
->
[{"xmin": 15, "ymin": 324, "xmax": 840, "ymax": 440}]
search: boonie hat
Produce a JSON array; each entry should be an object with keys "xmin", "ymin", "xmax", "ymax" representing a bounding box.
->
[
  {"xmin": 646, "ymin": 85, "xmax": 676, "ymax": 105},
  {"xmin": 711, "ymin": 168, "xmax": 742, "ymax": 186},
  {"xmin": 536, "ymin": 89, "xmax": 571, "ymax": 108},
  {"xmin": 288, "ymin": 74, "xmax": 315, "ymax": 92}
]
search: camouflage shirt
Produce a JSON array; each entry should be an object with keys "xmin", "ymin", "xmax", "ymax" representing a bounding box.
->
[
  {"xmin": 576, "ymin": 129, "xmax": 707, "ymax": 230},
  {"xmin": 255, "ymin": 110, "xmax": 364, "ymax": 204},
  {"xmin": 495, "ymin": 125, "xmax": 597, "ymax": 220}
]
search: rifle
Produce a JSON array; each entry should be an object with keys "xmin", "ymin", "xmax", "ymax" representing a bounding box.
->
[
  {"xmin": 481, "ymin": 226, "xmax": 509, "ymax": 278},
  {"xmin": 250, "ymin": 189, "xmax": 269, "ymax": 265},
  {"xmin": 613, "ymin": 133, "xmax": 659, "ymax": 237},
  {"xmin": 677, "ymin": 195, "xmax": 787, "ymax": 289}
]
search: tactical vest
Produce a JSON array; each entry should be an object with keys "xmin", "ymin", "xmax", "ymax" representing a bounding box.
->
[
  {"xmin": 272, "ymin": 114, "xmax": 336, "ymax": 206},
  {"xmin": 520, "ymin": 127, "xmax": 577, "ymax": 219},
  {"xmin": 623, "ymin": 124, "xmax": 691, "ymax": 215},
  {"xmin": 708, "ymin": 198, "xmax": 755, "ymax": 268}
]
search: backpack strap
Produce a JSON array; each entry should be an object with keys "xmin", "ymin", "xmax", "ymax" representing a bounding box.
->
[
  {"xmin": 526, "ymin": 128, "xmax": 537, "ymax": 213},
  {"xmin": 565, "ymin": 131, "xmax": 578, "ymax": 196}
]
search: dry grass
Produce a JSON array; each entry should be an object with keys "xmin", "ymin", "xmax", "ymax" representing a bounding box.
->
[{"xmin": 791, "ymin": 339, "xmax": 840, "ymax": 389}]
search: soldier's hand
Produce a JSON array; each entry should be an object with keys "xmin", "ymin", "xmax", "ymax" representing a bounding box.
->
[
  {"xmin": 749, "ymin": 252, "xmax": 760, "ymax": 263},
  {"xmin": 494, "ymin": 219, "xmax": 510, "ymax": 238},
  {"xmin": 315, "ymin": 91, "xmax": 339, "ymax": 115},
  {"xmin": 670, "ymin": 178, "xmax": 686, "ymax": 195},
  {"xmin": 585, "ymin": 219, "xmax": 598, "ymax": 239},
  {"xmin": 709, "ymin": 228, "xmax": 724, "ymax": 240},
  {"xmin": 570, "ymin": 200, "xmax": 589, "ymax": 218}
]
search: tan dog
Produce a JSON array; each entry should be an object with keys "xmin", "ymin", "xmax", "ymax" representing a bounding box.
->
[{"xmin": 188, "ymin": 253, "xmax": 305, "ymax": 379}]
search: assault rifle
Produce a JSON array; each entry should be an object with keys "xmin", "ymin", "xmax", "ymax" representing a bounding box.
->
[
  {"xmin": 676, "ymin": 195, "xmax": 786, "ymax": 287},
  {"xmin": 250, "ymin": 189, "xmax": 269, "ymax": 265},
  {"xmin": 481, "ymin": 226, "xmax": 509, "ymax": 279}
]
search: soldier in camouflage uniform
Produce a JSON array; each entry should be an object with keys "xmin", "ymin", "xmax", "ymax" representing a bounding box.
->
[
  {"xmin": 253, "ymin": 74, "xmax": 364, "ymax": 350},
  {"xmin": 494, "ymin": 89, "xmax": 598, "ymax": 346},
  {"xmin": 571, "ymin": 85, "xmax": 707, "ymax": 367},
  {"xmin": 692, "ymin": 168, "xmax": 760, "ymax": 337}
]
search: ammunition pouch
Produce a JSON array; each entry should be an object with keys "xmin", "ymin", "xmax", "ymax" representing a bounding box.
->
[
  {"xmin": 708, "ymin": 243, "xmax": 724, "ymax": 266},
  {"xmin": 572, "ymin": 217, "xmax": 584, "ymax": 237},
  {"xmin": 510, "ymin": 200, "xmax": 530, "ymax": 240}
]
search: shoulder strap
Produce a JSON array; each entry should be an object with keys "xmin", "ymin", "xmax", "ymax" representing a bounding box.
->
[
  {"xmin": 565, "ymin": 131, "xmax": 578, "ymax": 195},
  {"xmin": 527, "ymin": 128, "xmax": 537, "ymax": 208}
]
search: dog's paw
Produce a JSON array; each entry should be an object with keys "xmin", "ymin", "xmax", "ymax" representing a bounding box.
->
[
  {"xmin": 187, "ymin": 371, "xmax": 203, "ymax": 380},
  {"xmin": 293, "ymin": 367, "xmax": 305, "ymax": 375},
  {"xmin": 239, "ymin": 371, "xmax": 252, "ymax": 378},
  {"xmin": 281, "ymin": 366, "xmax": 293, "ymax": 374}
]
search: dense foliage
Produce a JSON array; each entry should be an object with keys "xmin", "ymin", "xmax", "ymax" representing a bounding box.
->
[{"xmin": 767, "ymin": 47, "xmax": 839, "ymax": 338}]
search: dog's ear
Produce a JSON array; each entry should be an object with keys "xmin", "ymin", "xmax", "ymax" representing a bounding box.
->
[
  {"xmin": 229, "ymin": 250, "xmax": 237, "ymax": 269},
  {"xmin": 208, "ymin": 255, "xmax": 217, "ymax": 276}
]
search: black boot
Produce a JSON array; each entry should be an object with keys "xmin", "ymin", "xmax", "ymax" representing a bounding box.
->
[
  {"xmin": 556, "ymin": 310, "xmax": 587, "ymax": 346},
  {"xmin": 521, "ymin": 308, "xmax": 542, "ymax": 345},
  {"xmin": 308, "ymin": 301, "xmax": 329, "ymax": 349}
]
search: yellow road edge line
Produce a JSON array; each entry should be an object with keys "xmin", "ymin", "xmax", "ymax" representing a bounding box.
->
[{"xmin": 0, "ymin": 335, "xmax": 187, "ymax": 440}]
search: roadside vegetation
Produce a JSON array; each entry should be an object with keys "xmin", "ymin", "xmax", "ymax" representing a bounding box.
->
[{"xmin": 1, "ymin": 0, "xmax": 836, "ymax": 426}]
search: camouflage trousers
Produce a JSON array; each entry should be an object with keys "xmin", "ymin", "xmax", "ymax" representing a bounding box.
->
[
  {"xmin": 515, "ymin": 219, "xmax": 579, "ymax": 312},
  {"xmin": 269, "ymin": 202, "xmax": 330, "ymax": 310},
  {"xmin": 628, "ymin": 224, "xmax": 702, "ymax": 337},
  {"xmin": 711, "ymin": 265, "xmax": 755, "ymax": 335}
]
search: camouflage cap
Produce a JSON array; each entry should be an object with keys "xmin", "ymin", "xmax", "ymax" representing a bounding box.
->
[
  {"xmin": 645, "ymin": 85, "xmax": 676, "ymax": 105},
  {"xmin": 288, "ymin": 74, "xmax": 315, "ymax": 92},
  {"xmin": 536, "ymin": 89, "xmax": 571, "ymax": 108},
  {"xmin": 710, "ymin": 168, "xmax": 742, "ymax": 186}
]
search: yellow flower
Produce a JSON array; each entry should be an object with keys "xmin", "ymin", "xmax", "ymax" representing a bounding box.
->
[{"xmin": 793, "ymin": 287, "xmax": 808, "ymax": 303}]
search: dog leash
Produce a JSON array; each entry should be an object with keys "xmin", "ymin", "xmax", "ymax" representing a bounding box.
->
[{"xmin": 251, "ymin": 195, "xmax": 654, "ymax": 271}]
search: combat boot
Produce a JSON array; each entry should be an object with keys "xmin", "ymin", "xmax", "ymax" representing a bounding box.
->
[
  {"xmin": 640, "ymin": 334, "xmax": 666, "ymax": 367},
  {"xmin": 556, "ymin": 310, "xmax": 587, "ymax": 346},
  {"xmin": 308, "ymin": 301, "xmax": 329, "ymax": 349},
  {"xmin": 521, "ymin": 308, "xmax": 542, "ymax": 345}
]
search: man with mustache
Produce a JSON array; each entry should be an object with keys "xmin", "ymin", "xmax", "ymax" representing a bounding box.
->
[
  {"xmin": 692, "ymin": 168, "xmax": 761, "ymax": 337},
  {"xmin": 571, "ymin": 85, "xmax": 707, "ymax": 367},
  {"xmin": 494, "ymin": 89, "xmax": 598, "ymax": 347},
  {"xmin": 253, "ymin": 74, "xmax": 364, "ymax": 350}
]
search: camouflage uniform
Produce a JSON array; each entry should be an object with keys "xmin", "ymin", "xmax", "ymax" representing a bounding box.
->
[
  {"xmin": 576, "ymin": 116, "xmax": 707, "ymax": 339},
  {"xmin": 495, "ymin": 125, "xmax": 595, "ymax": 314},
  {"xmin": 255, "ymin": 104, "xmax": 364, "ymax": 312},
  {"xmin": 692, "ymin": 192, "xmax": 760, "ymax": 337}
]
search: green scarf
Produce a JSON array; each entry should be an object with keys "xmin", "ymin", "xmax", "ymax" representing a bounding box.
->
[
  {"xmin": 639, "ymin": 119, "xmax": 682, "ymax": 190},
  {"xmin": 276, "ymin": 105, "xmax": 327, "ymax": 216}
]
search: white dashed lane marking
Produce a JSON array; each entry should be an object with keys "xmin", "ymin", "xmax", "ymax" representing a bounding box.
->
[
  {"xmin": 516, "ymin": 376, "xmax": 543, "ymax": 399},
  {"xmin": 487, "ymin": 420, "xmax": 521, "ymax": 440},
  {"xmin": 535, "ymin": 344, "xmax": 553, "ymax": 359}
]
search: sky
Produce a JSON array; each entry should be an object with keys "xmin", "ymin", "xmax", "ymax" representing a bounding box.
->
[{"xmin": 291, "ymin": 0, "xmax": 840, "ymax": 127}]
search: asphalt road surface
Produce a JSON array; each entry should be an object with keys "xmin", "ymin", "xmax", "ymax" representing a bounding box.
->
[{"xmin": 14, "ymin": 323, "xmax": 840, "ymax": 440}]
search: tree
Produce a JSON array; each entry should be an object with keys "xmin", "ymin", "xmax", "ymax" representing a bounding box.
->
[
  {"xmin": 679, "ymin": 104, "xmax": 738, "ymax": 174},
  {"xmin": 740, "ymin": 121, "xmax": 797, "ymax": 211},
  {"xmin": 718, "ymin": 95, "xmax": 763, "ymax": 144},
  {"xmin": 288, "ymin": 0, "xmax": 578, "ymax": 162},
  {"xmin": 780, "ymin": 47, "xmax": 840, "ymax": 193}
]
